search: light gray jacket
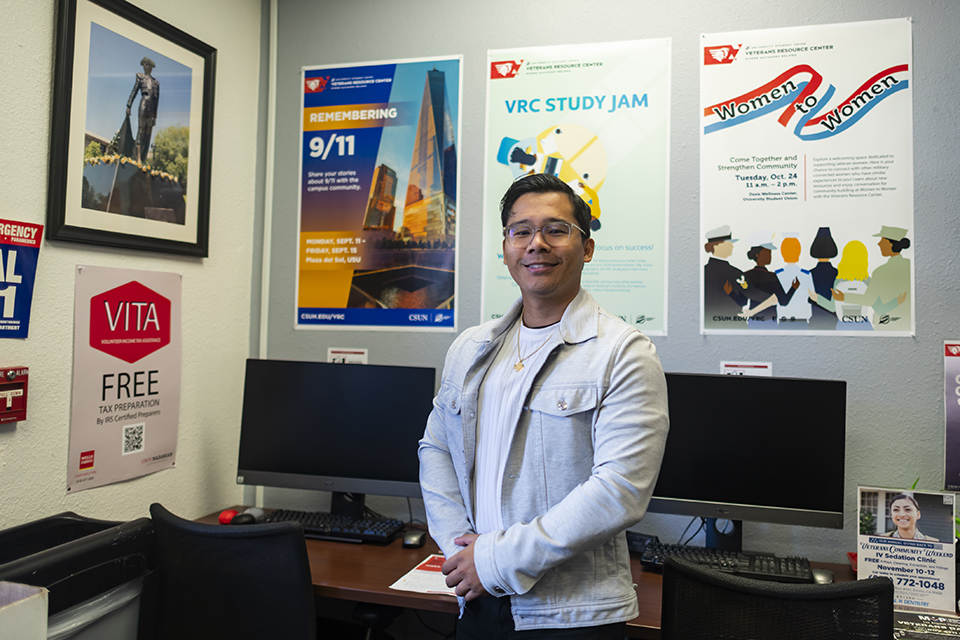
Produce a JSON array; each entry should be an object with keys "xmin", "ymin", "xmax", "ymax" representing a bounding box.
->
[{"xmin": 418, "ymin": 289, "xmax": 669, "ymax": 630}]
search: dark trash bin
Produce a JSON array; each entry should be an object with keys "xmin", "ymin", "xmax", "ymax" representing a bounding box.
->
[{"xmin": 0, "ymin": 512, "xmax": 155, "ymax": 639}]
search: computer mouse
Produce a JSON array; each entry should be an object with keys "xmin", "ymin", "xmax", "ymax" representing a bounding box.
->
[
  {"xmin": 230, "ymin": 513, "xmax": 256, "ymax": 525},
  {"xmin": 811, "ymin": 569, "xmax": 834, "ymax": 584},
  {"xmin": 402, "ymin": 531, "xmax": 426, "ymax": 548}
]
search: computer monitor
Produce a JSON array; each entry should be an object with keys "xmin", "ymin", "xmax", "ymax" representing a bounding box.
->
[
  {"xmin": 648, "ymin": 372, "xmax": 846, "ymax": 550},
  {"xmin": 236, "ymin": 359, "xmax": 436, "ymax": 518}
]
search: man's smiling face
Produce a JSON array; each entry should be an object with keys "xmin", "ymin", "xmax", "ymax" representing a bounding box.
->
[{"xmin": 502, "ymin": 191, "xmax": 594, "ymax": 314}]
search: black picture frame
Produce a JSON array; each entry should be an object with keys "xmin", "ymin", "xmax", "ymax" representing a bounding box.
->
[{"xmin": 48, "ymin": 0, "xmax": 216, "ymax": 257}]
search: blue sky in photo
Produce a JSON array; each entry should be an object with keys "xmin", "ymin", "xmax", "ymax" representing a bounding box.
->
[
  {"xmin": 375, "ymin": 59, "xmax": 460, "ymax": 215},
  {"xmin": 85, "ymin": 21, "xmax": 193, "ymax": 141}
]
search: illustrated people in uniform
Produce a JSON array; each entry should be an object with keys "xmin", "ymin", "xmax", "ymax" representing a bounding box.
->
[
  {"xmin": 807, "ymin": 227, "xmax": 839, "ymax": 330},
  {"xmin": 703, "ymin": 225, "xmax": 748, "ymax": 330},
  {"xmin": 126, "ymin": 56, "xmax": 160, "ymax": 164},
  {"xmin": 774, "ymin": 234, "xmax": 814, "ymax": 329},
  {"xmin": 733, "ymin": 231, "xmax": 799, "ymax": 329},
  {"xmin": 832, "ymin": 226, "xmax": 910, "ymax": 331},
  {"xmin": 808, "ymin": 240, "xmax": 873, "ymax": 330}
]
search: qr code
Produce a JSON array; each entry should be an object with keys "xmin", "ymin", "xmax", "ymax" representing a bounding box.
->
[{"xmin": 122, "ymin": 423, "xmax": 145, "ymax": 455}]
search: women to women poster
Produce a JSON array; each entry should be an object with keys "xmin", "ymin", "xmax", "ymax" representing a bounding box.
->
[{"xmin": 700, "ymin": 19, "xmax": 914, "ymax": 336}]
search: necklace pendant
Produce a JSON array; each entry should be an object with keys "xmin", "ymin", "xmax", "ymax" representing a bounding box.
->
[{"xmin": 514, "ymin": 362, "xmax": 524, "ymax": 372}]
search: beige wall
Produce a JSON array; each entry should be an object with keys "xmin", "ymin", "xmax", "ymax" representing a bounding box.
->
[{"xmin": 0, "ymin": 0, "xmax": 261, "ymax": 527}]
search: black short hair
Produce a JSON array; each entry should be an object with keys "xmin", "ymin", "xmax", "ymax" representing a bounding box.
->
[
  {"xmin": 889, "ymin": 237, "xmax": 911, "ymax": 253},
  {"xmin": 499, "ymin": 173, "xmax": 591, "ymax": 239},
  {"xmin": 810, "ymin": 233, "xmax": 838, "ymax": 259}
]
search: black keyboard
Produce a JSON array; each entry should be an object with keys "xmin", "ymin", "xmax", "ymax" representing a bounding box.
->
[
  {"xmin": 264, "ymin": 509, "xmax": 404, "ymax": 544},
  {"xmin": 640, "ymin": 542, "xmax": 814, "ymax": 583}
]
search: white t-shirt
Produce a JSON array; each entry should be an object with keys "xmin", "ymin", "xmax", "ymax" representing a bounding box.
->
[{"xmin": 473, "ymin": 317, "xmax": 559, "ymax": 534}]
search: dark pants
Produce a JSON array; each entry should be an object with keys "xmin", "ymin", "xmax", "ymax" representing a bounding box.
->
[{"xmin": 458, "ymin": 596, "xmax": 626, "ymax": 640}]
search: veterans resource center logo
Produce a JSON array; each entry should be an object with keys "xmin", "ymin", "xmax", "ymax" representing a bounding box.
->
[
  {"xmin": 704, "ymin": 44, "xmax": 741, "ymax": 65},
  {"xmin": 305, "ymin": 76, "xmax": 330, "ymax": 93},
  {"xmin": 491, "ymin": 60, "xmax": 523, "ymax": 79}
]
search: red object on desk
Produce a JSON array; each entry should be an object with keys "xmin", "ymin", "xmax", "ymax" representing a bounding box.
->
[
  {"xmin": 847, "ymin": 552, "xmax": 858, "ymax": 573},
  {"xmin": 218, "ymin": 509, "xmax": 239, "ymax": 524}
]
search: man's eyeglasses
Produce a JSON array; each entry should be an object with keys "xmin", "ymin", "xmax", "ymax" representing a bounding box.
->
[{"xmin": 503, "ymin": 221, "xmax": 585, "ymax": 248}]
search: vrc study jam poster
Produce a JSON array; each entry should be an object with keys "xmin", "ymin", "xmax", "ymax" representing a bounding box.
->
[
  {"xmin": 482, "ymin": 40, "xmax": 671, "ymax": 335},
  {"xmin": 700, "ymin": 19, "xmax": 914, "ymax": 336},
  {"xmin": 297, "ymin": 56, "xmax": 461, "ymax": 331}
]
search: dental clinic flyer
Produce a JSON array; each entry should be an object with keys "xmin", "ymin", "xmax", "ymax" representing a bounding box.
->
[
  {"xmin": 482, "ymin": 40, "xmax": 671, "ymax": 335},
  {"xmin": 297, "ymin": 56, "xmax": 461, "ymax": 331},
  {"xmin": 700, "ymin": 19, "xmax": 914, "ymax": 336},
  {"xmin": 858, "ymin": 487, "xmax": 956, "ymax": 615}
]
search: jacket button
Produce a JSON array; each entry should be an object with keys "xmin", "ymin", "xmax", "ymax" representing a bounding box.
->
[{"xmin": 558, "ymin": 400, "xmax": 567, "ymax": 411}]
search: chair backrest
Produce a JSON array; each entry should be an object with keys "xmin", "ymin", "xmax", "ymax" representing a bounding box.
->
[
  {"xmin": 149, "ymin": 503, "xmax": 316, "ymax": 640},
  {"xmin": 661, "ymin": 557, "xmax": 894, "ymax": 640}
]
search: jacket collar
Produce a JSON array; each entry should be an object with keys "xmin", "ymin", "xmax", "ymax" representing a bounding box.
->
[{"xmin": 474, "ymin": 288, "xmax": 600, "ymax": 347}]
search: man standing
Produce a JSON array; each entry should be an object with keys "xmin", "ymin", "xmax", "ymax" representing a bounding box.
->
[{"xmin": 419, "ymin": 173, "xmax": 669, "ymax": 638}]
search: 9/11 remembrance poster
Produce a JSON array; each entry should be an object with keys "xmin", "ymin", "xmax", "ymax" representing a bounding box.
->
[
  {"xmin": 481, "ymin": 40, "xmax": 671, "ymax": 334},
  {"xmin": 297, "ymin": 57, "xmax": 461, "ymax": 331},
  {"xmin": 700, "ymin": 19, "xmax": 914, "ymax": 336}
]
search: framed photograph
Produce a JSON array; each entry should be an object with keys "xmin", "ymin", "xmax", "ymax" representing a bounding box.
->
[{"xmin": 48, "ymin": 0, "xmax": 216, "ymax": 256}]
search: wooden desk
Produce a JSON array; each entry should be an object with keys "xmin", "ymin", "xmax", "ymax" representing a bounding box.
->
[{"xmin": 202, "ymin": 509, "xmax": 853, "ymax": 639}]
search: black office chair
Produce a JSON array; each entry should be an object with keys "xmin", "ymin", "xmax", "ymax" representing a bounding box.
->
[
  {"xmin": 661, "ymin": 556, "xmax": 894, "ymax": 639},
  {"xmin": 149, "ymin": 503, "xmax": 317, "ymax": 640}
]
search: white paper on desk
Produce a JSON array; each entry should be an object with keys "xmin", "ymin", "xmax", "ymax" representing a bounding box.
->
[{"xmin": 389, "ymin": 554, "xmax": 457, "ymax": 596}]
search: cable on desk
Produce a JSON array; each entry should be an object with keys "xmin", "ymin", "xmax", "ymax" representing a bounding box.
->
[
  {"xmin": 406, "ymin": 497, "xmax": 427, "ymax": 527},
  {"xmin": 678, "ymin": 517, "xmax": 705, "ymax": 546}
]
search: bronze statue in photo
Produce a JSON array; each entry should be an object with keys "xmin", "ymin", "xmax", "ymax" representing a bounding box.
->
[{"xmin": 126, "ymin": 57, "xmax": 160, "ymax": 164}]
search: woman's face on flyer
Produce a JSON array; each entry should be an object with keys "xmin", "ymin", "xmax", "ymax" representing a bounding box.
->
[{"xmin": 891, "ymin": 498, "xmax": 919, "ymax": 529}]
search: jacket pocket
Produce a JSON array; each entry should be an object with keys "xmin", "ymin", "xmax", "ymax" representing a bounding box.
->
[
  {"xmin": 527, "ymin": 387, "xmax": 599, "ymax": 496},
  {"xmin": 436, "ymin": 382, "xmax": 463, "ymax": 417},
  {"xmin": 528, "ymin": 387, "xmax": 598, "ymax": 418}
]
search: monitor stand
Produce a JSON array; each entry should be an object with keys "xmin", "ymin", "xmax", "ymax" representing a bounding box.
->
[
  {"xmin": 704, "ymin": 518, "xmax": 743, "ymax": 552},
  {"xmin": 330, "ymin": 491, "xmax": 366, "ymax": 520}
]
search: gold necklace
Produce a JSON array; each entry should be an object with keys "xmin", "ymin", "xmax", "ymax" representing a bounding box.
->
[{"xmin": 514, "ymin": 310, "xmax": 554, "ymax": 372}]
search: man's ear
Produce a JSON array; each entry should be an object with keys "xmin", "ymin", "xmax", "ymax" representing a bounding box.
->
[{"xmin": 583, "ymin": 237, "xmax": 595, "ymax": 263}]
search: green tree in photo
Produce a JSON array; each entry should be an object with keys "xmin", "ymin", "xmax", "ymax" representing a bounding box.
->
[
  {"xmin": 150, "ymin": 125, "xmax": 190, "ymax": 188},
  {"xmin": 83, "ymin": 140, "xmax": 104, "ymax": 161},
  {"xmin": 859, "ymin": 509, "xmax": 877, "ymax": 535}
]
